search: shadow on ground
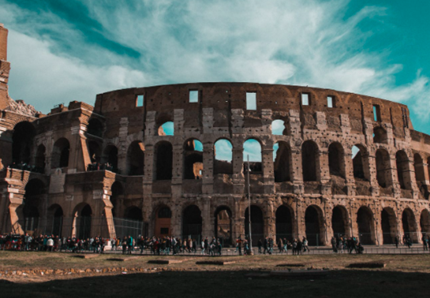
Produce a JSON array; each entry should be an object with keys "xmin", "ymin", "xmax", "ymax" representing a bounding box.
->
[{"xmin": 1, "ymin": 269, "xmax": 430, "ymax": 298}]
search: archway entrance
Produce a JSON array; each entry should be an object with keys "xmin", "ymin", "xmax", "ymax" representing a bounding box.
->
[
  {"xmin": 276, "ymin": 205, "xmax": 293, "ymax": 241},
  {"xmin": 305, "ymin": 206, "xmax": 323, "ymax": 246},
  {"xmin": 245, "ymin": 205, "xmax": 264, "ymax": 246},
  {"xmin": 155, "ymin": 207, "xmax": 172, "ymax": 238},
  {"xmin": 402, "ymin": 208, "xmax": 418, "ymax": 243},
  {"xmin": 420, "ymin": 209, "xmax": 430, "ymax": 238},
  {"xmin": 357, "ymin": 207, "xmax": 375, "ymax": 244},
  {"xmin": 48, "ymin": 205, "xmax": 63, "ymax": 237},
  {"xmin": 381, "ymin": 208, "xmax": 397, "ymax": 244},
  {"xmin": 332, "ymin": 206, "xmax": 347, "ymax": 238},
  {"xmin": 73, "ymin": 204, "xmax": 92, "ymax": 239},
  {"xmin": 182, "ymin": 205, "xmax": 202, "ymax": 241},
  {"xmin": 215, "ymin": 207, "xmax": 232, "ymax": 246}
]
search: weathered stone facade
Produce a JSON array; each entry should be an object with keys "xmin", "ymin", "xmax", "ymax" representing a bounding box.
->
[{"xmin": 0, "ymin": 24, "xmax": 429, "ymax": 245}]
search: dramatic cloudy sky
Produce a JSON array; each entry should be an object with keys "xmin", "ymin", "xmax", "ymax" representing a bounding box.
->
[{"xmin": 1, "ymin": 0, "xmax": 430, "ymax": 140}]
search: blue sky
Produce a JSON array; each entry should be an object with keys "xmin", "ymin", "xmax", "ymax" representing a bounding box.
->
[{"xmin": 1, "ymin": 0, "xmax": 430, "ymax": 142}]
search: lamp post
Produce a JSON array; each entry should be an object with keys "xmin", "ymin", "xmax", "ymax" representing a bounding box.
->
[{"xmin": 247, "ymin": 155, "xmax": 252, "ymax": 253}]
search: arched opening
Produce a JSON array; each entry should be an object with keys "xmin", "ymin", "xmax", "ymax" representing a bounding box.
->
[
  {"xmin": 302, "ymin": 141, "xmax": 319, "ymax": 182},
  {"xmin": 402, "ymin": 208, "xmax": 418, "ymax": 243},
  {"xmin": 373, "ymin": 127, "xmax": 387, "ymax": 144},
  {"xmin": 305, "ymin": 205, "xmax": 324, "ymax": 246},
  {"xmin": 21, "ymin": 179, "xmax": 45, "ymax": 233},
  {"xmin": 396, "ymin": 150, "xmax": 410, "ymax": 190},
  {"xmin": 414, "ymin": 154, "xmax": 428, "ymax": 199},
  {"xmin": 126, "ymin": 141, "xmax": 145, "ymax": 175},
  {"xmin": 214, "ymin": 139, "xmax": 233, "ymax": 175},
  {"xmin": 86, "ymin": 118, "xmax": 103, "ymax": 137},
  {"xmin": 420, "ymin": 209, "xmax": 430, "ymax": 238},
  {"xmin": 276, "ymin": 205, "xmax": 293, "ymax": 241},
  {"xmin": 182, "ymin": 205, "xmax": 202, "ymax": 240},
  {"xmin": 74, "ymin": 204, "xmax": 92, "ymax": 239},
  {"xmin": 88, "ymin": 141, "xmax": 101, "ymax": 164},
  {"xmin": 273, "ymin": 142, "xmax": 291, "ymax": 182},
  {"xmin": 51, "ymin": 138, "xmax": 70, "ymax": 168},
  {"xmin": 158, "ymin": 121, "xmax": 174, "ymax": 136},
  {"xmin": 332, "ymin": 206, "xmax": 348, "ymax": 238},
  {"xmin": 215, "ymin": 206, "xmax": 232, "ymax": 246},
  {"xmin": 102, "ymin": 145, "xmax": 118, "ymax": 172},
  {"xmin": 12, "ymin": 121, "xmax": 36, "ymax": 164},
  {"xmin": 243, "ymin": 139, "xmax": 262, "ymax": 172},
  {"xmin": 110, "ymin": 181, "xmax": 123, "ymax": 217},
  {"xmin": 154, "ymin": 141, "xmax": 173, "ymax": 180},
  {"xmin": 245, "ymin": 205, "xmax": 264, "ymax": 246},
  {"xmin": 183, "ymin": 139, "xmax": 203, "ymax": 179},
  {"xmin": 114, "ymin": 206, "xmax": 143, "ymax": 239},
  {"xmin": 352, "ymin": 145, "xmax": 368, "ymax": 180},
  {"xmin": 154, "ymin": 206, "xmax": 172, "ymax": 238},
  {"xmin": 328, "ymin": 142, "xmax": 345, "ymax": 178},
  {"xmin": 48, "ymin": 204, "xmax": 63, "ymax": 237},
  {"xmin": 381, "ymin": 208, "xmax": 397, "ymax": 244},
  {"xmin": 375, "ymin": 149, "xmax": 391, "ymax": 188},
  {"xmin": 271, "ymin": 119, "xmax": 286, "ymax": 135},
  {"xmin": 34, "ymin": 144, "xmax": 46, "ymax": 173},
  {"xmin": 357, "ymin": 207, "xmax": 375, "ymax": 244}
]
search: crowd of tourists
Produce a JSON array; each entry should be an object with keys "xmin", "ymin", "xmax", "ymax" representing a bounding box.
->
[{"xmin": 0, "ymin": 233, "xmax": 428, "ymax": 255}]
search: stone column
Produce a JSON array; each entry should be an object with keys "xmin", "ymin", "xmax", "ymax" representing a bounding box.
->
[
  {"xmin": 202, "ymin": 140, "xmax": 214, "ymax": 194},
  {"xmin": 262, "ymin": 145, "xmax": 274, "ymax": 194}
]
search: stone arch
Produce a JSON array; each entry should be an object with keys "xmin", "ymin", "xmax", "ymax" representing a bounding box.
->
[
  {"xmin": 245, "ymin": 205, "xmax": 264, "ymax": 245},
  {"xmin": 20, "ymin": 179, "xmax": 46, "ymax": 233},
  {"xmin": 102, "ymin": 144, "xmax": 118, "ymax": 172},
  {"xmin": 214, "ymin": 206, "xmax": 232, "ymax": 246},
  {"xmin": 183, "ymin": 138, "xmax": 203, "ymax": 179},
  {"xmin": 34, "ymin": 144, "xmax": 46, "ymax": 172},
  {"xmin": 52, "ymin": 138, "xmax": 70, "ymax": 168},
  {"xmin": 154, "ymin": 141, "xmax": 173, "ymax": 180},
  {"xmin": 12, "ymin": 121, "xmax": 36, "ymax": 164},
  {"xmin": 243, "ymin": 138, "xmax": 262, "ymax": 173},
  {"xmin": 328, "ymin": 142, "xmax": 345, "ymax": 178},
  {"xmin": 275, "ymin": 205, "xmax": 293, "ymax": 241},
  {"xmin": 332, "ymin": 205, "xmax": 348, "ymax": 237},
  {"xmin": 214, "ymin": 138, "xmax": 233, "ymax": 175},
  {"xmin": 356, "ymin": 206, "xmax": 375, "ymax": 244},
  {"xmin": 158, "ymin": 121, "xmax": 174, "ymax": 136},
  {"xmin": 373, "ymin": 126, "xmax": 388, "ymax": 144},
  {"xmin": 126, "ymin": 141, "xmax": 145, "ymax": 175},
  {"xmin": 402, "ymin": 208, "xmax": 418, "ymax": 243},
  {"xmin": 73, "ymin": 203, "xmax": 92, "ymax": 239},
  {"xmin": 420, "ymin": 209, "xmax": 430, "ymax": 238},
  {"xmin": 381, "ymin": 207, "xmax": 397, "ymax": 244},
  {"xmin": 47, "ymin": 204, "xmax": 63, "ymax": 237},
  {"xmin": 110, "ymin": 181, "xmax": 124, "ymax": 217},
  {"xmin": 182, "ymin": 205, "xmax": 202, "ymax": 240},
  {"xmin": 88, "ymin": 140, "xmax": 101, "ymax": 164},
  {"xmin": 154, "ymin": 205, "xmax": 172, "ymax": 238},
  {"xmin": 414, "ymin": 153, "xmax": 428, "ymax": 199},
  {"xmin": 352, "ymin": 144, "xmax": 369, "ymax": 180},
  {"xmin": 273, "ymin": 141, "xmax": 291, "ymax": 182},
  {"xmin": 271, "ymin": 119, "xmax": 286, "ymax": 135},
  {"xmin": 302, "ymin": 140, "xmax": 319, "ymax": 182},
  {"xmin": 305, "ymin": 205, "xmax": 324, "ymax": 246},
  {"xmin": 396, "ymin": 150, "xmax": 410, "ymax": 190},
  {"xmin": 375, "ymin": 148, "xmax": 391, "ymax": 188}
]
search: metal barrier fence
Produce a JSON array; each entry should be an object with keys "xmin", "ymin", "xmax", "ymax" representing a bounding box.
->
[{"xmin": 15, "ymin": 216, "xmax": 146, "ymax": 240}]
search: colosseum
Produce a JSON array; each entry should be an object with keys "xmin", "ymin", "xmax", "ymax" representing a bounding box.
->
[{"xmin": 0, "ymin": 23, "xmax": 429, "ymax": 246}]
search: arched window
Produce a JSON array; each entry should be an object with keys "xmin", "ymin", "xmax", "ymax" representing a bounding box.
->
[
  {"xmin": 271, "ymin": 119, "xmax": 286, "ymax": 135},
  {"xmin": 243, "ymin": 139, "xmax": 262, "ymax": 173},
  {"xmin": 127, "ymin": 141, "xmax": 145, "ymax": 175},
  {"xmin": 373, "ymin": 127, "xmax": 387, "ymax": 144},
  {"xmin": 273, "ymin": 142, "xmax": 291, "ymax": 182},
  {"xmin": 86, "ymin": 119, "xmax": 103, "ymax": 137},
  {"xmin": 154, "ymin": 141, "xmax": 173, "ymax": 180},
  {"xmin": 375, "ymin": 149, "xmax": 390, "ymax": 188},
  {"xmin": 102, "ymin": 145, "xmax": 118, "ymax": 172},
  {"xmin": 183, "ymin": 139, "xmax": 203, "ymax": 179},
  {"xmin": 214, "ymin": 139, "xmax": 233, "ymax": 175},
  {"xmin": 52, "ymin": 138, "xmax": 70, "ymax": 168},
  {"xmin": 328, "ymin": 142, "xmax": 345, "ymax": 178},
  {"xmin": 12, "ymin": 122, "xmax": 36, "ymax": 164},
  {"xmin": 396, "ymin": 151, "xmax": 410, "ymax": 190},
  {"xmin": 302, "ymin": 141, "xmax": 318, "ymax": 182},
  {"xmin": 158, "ymin": 121, "xmax": 174, "ymax": 136}
]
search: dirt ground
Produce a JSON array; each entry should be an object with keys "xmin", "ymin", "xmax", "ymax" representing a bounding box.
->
[{"xmin": 1, "ymin": 251, "xmax": 430, "ymax": 297}]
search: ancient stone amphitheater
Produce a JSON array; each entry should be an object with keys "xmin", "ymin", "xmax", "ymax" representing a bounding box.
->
[{"xmin": 1, "ymin": 24, "xmax": 429, "ymax": 246}]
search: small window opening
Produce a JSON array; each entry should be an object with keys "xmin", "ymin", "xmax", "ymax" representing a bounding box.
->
[
  {"xmin": 246, "ymin": 92, "xmax": 257, "ymax": 110},
  {"xmin": 136, "ymin": 95, "xmax": 144, "ymax": 107},
  {"xmin": 327, "ymin": 96, "xmax": 334, "ymax": 108},
  {"xmin": 189, "ymin": 90, "xmax": 198, "ymax": 103},
  {"xmin": 373, "ymin": 105, "xmax": 381, "ymax": 121},
  {"xmin": 301, "ymin": 93, "xmax": 310, "ymax": 106}
]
